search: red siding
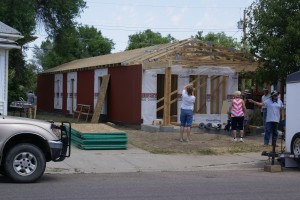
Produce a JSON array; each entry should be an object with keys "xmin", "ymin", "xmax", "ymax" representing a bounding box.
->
[
  {"xmin": 37, "ymin": 74, "xmax": 54, "ymax": 112},
  {"xmin": 108, "ymin": 65, "xmax": 142, "ymax": 124},
  {"xmin": 77, "ymin": 70, "xmax": 94, "ymax": 111}
]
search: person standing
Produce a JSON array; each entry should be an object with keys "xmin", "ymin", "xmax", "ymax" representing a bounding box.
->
[
  {"xmin": 229, "ymin": 91, "xmax": 247, "ymax": 142},
  {"xmin": 243, "ymin": 89, "xmax": 254, "ymax": 133},
  {"xmin": 249, "ymin": 90, "xmax": 284, "ymax": 146},
  {"xmin": 180, "ymin": 84, "xmax": 196, "ymax": 142},
  {"xmin": 261, "ymin": 88, "xmax": 270, "ymax": 128},
  {"xmin": 27, "ymin": 91, "xmax": 35, "ymax": 104},
  {"xmin": 26, "ymin": 91, "xmax": 36, "ymax": 118}
]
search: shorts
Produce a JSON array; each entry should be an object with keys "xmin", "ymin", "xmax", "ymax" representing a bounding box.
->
[
  {"xmin": 180, "ymin": 108, "xmax": 193, "ymax": 127},
  {"xmin": 231, "ymin": 116, "xmax": 244, "ymax": 130}
]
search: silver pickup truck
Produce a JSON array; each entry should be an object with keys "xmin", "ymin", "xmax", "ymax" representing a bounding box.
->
[{"xmin": 0, "ymin": 115, "xmax": 71, "ymax": 183}]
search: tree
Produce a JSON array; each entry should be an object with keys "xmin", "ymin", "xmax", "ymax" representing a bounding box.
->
[
  {"xmin": 33, "ymin": 40, "xmax": 62, "ymax": 71},
  {"xmin": 7, "ymin": 62, "xmax": 37, "ymax": 104},
  {"xmin": 34, "ymin": 25, "xmax": 115, "ymax": 70},
  {"xmin": 77, "ymin": 25, "xmax": 114, "ymax": 57},
  {"xmin": 0, "ymin": 0, "xmax": 86, "ymax": 103},
  {"xmin": 127, "ymin": 29, "xmax": 177, "ymax": 50},
  {"xmin": 247, "ymin": 0, "xmax": 300, "ymax": 84},
  {"xmin": 194, "ymin": 31, "xmax": 242, "ymax": 49}
]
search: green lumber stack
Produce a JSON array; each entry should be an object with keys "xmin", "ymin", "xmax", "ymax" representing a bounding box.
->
[{"xmin": 70, "ymin": 123, "xmax": 128, "ymax": 150}]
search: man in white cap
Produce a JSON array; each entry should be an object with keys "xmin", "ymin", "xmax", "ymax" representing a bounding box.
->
[{"xmin": 249, "ymin": 90, "xmax": 284, "ymax": 146}]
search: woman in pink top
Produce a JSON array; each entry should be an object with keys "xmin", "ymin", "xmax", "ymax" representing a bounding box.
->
[{"xmin": 229, "ymin": 91, "xmax": 246, "ymax": 142}]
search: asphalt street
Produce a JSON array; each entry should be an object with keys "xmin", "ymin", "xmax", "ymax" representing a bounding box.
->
[
  {"xmin": 1, "ymin": 170, "xmax": 300, "ymax": 200},
  {"xmin": 2, "ymin": 145, "xmax": 300, "ymax": 200}
]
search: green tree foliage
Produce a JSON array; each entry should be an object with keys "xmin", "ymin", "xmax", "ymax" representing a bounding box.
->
[
  {"xmin": 194, "ymin": 31, "xmax": 242, "ymax": 49},
  {"xmin": 127, "ymin": 29, "xmax": 177, "ymax": 50},
  {"xmin": 35, "ymin": 0, "xmax": 86, "ymax": 38},
  {"xmin": 0, "ymin": 0, "xmax": 86, "ymax": 103},
  {"xmin": 7, "ymin": 63, "xmax": 37, "ymax": 104},
  {"xmin": 247, "ymin": 0, "xmax": 300, "ymax": 83},
  {"xmin": 77, "ymin": 25, "xmax": 114, "ymax": 57},
  {"xmin": 33, "ymin": 40, "xmax": 62, "ymax": 71},
  {"xmin": 34, "ymin": 25, "xmax": 115, "ymax": 70}
]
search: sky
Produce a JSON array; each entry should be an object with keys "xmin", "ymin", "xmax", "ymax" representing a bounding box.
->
[{"xmin": 26, "ymin": 0, "xmax": 255, "ymax": 59}]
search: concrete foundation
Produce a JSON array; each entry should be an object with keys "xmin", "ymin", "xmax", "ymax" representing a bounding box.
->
[
  {"xmin": 141, "ymin": 124, "xmax": 227, "ymax": 134},
  {"xmin": 264, "ymin": 164, "xmax": 282, "ymax": 172},
  {"xmin": 160, "ymin": 126, "xmax": 174, "ymax": 132},
  {"xmin": 141, "ymin": 124, "xmax": 160, "ymax": 132}
]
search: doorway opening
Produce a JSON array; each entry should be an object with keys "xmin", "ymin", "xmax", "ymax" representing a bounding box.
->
[{"xmin": 156, "ymin": 74, "xmax": 178, "ymax": 122}]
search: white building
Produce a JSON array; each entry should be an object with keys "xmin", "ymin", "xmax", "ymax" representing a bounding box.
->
[{"xmin": 0, "ymin": 21, "xmax": 23, "ymax": 115}]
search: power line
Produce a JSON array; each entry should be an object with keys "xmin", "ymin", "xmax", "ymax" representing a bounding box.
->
[
  {"xmin": 88, "ymin": 1, "xmax": 245, "ymax": 9},
  {"xmin": 89, "ymin": 24, "xmax": 238, "ymax": 31},
  {"xmin": 90, "ymin": 28, "xmax": 239, "ymax": 33},
  {"xmin": 33, "ymin": 25, "xmax": 239, "ymax": 36}
]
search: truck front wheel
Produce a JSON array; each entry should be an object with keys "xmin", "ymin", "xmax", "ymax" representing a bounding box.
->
[
  {"xmin": 4, "ymin": 143, "xmax": 46, "ymax": 183},
  {"xmin": 291, "ymin": 133, "xmax": 300, "ymax": 156}
]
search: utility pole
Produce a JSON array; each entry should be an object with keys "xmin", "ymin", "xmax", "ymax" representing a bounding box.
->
[
  {"xmin": 243, "ymin": 9, "xmax": 246, "ymax": 50},
  {"xmin": 237, "ymin": 9, "xmax": 246, "ymax": 50}
]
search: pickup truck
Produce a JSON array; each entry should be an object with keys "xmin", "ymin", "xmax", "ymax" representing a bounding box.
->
[{"xmin": 0, "ymin": 115, "xmax": 71, "ymax": 183}]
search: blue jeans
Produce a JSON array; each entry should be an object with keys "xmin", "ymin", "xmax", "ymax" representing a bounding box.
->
[
  {"xmin": 265, "ymin": 122, "xmax": 278, "ymax": 145},
  {"xmin": 262, "ymin": 108, "xmax": 267, "ymax": 127},
  {"xmin": 180, "ymin": 108, "xmax": 193, "ymax": 127}
]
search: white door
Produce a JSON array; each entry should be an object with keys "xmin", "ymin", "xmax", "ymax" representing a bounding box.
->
[
  {"xmin": 54, "ymin": 74, "xmax": 63, "ymax": 110},
  {"xmin": 67, "ymin": 72, "xmax": 77, "ymax": 114},
  {"xmin": 0, "ymin": 49, "xmax": 8, "ymax": 115}
]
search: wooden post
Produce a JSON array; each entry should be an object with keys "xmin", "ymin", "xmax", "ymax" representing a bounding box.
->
[
  {"xmin": 91, "ymin": 75, "xmax": 110, "ymax": 123},
  {"xmin": 163, "ymin": 66, "xmax": 171, "ymax": 126},
  {"xmin": 199, "ymin": 76, "xmax": 207, "ymax": 114},
  {"xmin": 241, "ymin": 78, "xmax": 245, "ymax": 93},
  {"xmin": 216, "ymin": 76, "xmax": 220, "ymax": 113},
  {"xmin": 210, "ymin": 76, "xmax": 215, "ymax": 114},
  {"xmin": 222, "ymin": 76, "xmax": 227, "ymax": 102}
]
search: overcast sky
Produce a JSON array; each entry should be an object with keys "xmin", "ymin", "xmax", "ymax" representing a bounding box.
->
[{"xmin": 26, "ymin": 0, "xmax": 254, "ymax": 59}]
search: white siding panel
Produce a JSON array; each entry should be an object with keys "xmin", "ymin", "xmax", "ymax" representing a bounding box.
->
[{"xmin": 54, "ymin": 74, "xmax": 63, "ymax": 110}]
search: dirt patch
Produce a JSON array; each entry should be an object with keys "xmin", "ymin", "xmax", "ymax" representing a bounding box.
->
[
  {"xmin": 117, "ymin": 126, "xmax": 280, "ymax": 155},
  {"xmin": 34, "ymin": 113, "xmax": 281, "ymax": 155},
  {"xmin": 71, "ymin": 123, "xmax": 125, "ymax": 133}
]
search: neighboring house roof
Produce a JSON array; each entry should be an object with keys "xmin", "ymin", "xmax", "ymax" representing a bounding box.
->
[
  {"xmin": 42, "ymin": 38, "xmax": 257, "ymax": 74},
  {"xmin": 0, "ymin": 21, "xmax": 21, "ymax": 34},
  {"xmin": 0, "ymin": 21, "xmax": 23, "ymax": 49}
]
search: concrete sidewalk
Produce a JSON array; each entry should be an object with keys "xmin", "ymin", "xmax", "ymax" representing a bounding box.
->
[{"xmin": 45, "ymin": 145, "xmax": 269, "ymax": 174}]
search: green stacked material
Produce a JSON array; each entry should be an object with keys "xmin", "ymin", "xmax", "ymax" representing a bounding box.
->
[{"xmin": 70, "ymin": 127, "xmax": 128, "ymax": 150}]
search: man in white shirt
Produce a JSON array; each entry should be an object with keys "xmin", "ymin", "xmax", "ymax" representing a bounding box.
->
[
  {"xmin": 27, "ymin": 91, "xmax": 35, "ymax": 104},
  {"xmin": 249, "ymin": 90, "xmax": 284, "ymax": 146}
]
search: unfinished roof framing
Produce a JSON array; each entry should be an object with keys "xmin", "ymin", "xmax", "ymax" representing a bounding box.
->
[{"xmin": 42, "ymin": 38, "xmax": 257, "ymax": 74}]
